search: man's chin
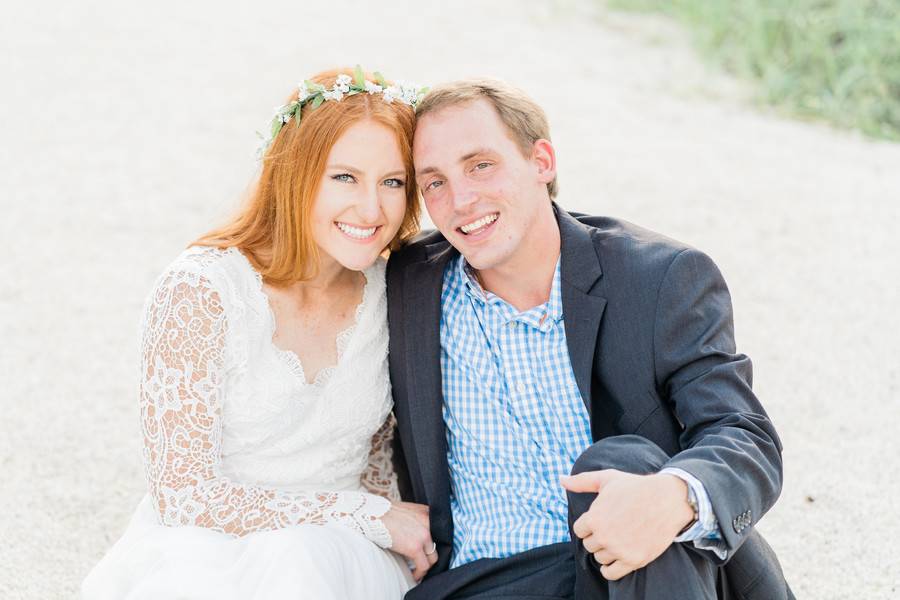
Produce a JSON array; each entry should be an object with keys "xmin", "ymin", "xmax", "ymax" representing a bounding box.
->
[
  {"xmin": 443, "ymin": 232, "xmax": 505, "ymax": 271},
  {"xmin": 457, "ymin": 248, "xmax": 501, "ymax": 272}
]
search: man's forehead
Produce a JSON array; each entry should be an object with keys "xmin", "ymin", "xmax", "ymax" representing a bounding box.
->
[
  {"xmin": 417, "ymin": 98, "xmax": 498, "ymax": 132},
  {"xmin": 414, "ymin": 100, "xmax": 510, "ymax": 167}
]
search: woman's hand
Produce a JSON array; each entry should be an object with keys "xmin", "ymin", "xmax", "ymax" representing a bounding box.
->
[{"xmin": 380, "ymin": 501, "xmax": 437, "ymax": 582}]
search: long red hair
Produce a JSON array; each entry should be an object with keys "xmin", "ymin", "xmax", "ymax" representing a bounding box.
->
[{"xmin": 194, "ymin": 68, "xmax": 420, "ymax": 285}]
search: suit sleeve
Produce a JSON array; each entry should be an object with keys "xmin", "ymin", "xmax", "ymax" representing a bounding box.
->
[{"xmin": 653, "ymin": 248, "xmax": 783, "ymax": 557}]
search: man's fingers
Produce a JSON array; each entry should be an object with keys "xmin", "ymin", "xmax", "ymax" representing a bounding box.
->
[
  {"xmin": 582, "ymin": 533, "xmax": 603, "ymax": 553},
  {"xmin": 560, "ymin": 469, "xmax": 617, "ymax": 493},
  {"xmin": 600, "ymin": 560, "xmax": 635, "ymax": 581},
  {"xmin": 592, "ymin": 549, "xmax": 617, "ymax": 566},
  {"xmin": 572, "ymin": 513, "xmax": 592, "ymax": 539}
]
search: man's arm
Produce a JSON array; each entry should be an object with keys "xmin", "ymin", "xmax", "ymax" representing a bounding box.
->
[
  {"xmin": 562, "ymin": 246, "xmax": 782, "ymax": 579},
  {"xmin": 653, "ymin": 248, "xmax": 783, "ymax": 554}
]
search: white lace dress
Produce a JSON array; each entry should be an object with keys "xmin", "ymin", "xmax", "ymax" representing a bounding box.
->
[{"xmin": 82, "ymin": 247, "xmax": 414, "ymax": 600}]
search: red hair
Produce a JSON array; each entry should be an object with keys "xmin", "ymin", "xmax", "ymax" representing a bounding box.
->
[{"xmin": 195, "ymin": 68, "xmax": 420, "ymax": 284}]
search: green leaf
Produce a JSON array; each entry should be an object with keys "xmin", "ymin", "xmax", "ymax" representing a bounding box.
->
[
  {"xmin": 305, "ymin": 79, "xmax": 325, "ymax": 92},
  {"xmin": 271, "ymin": 118, "xmax": 283, "ymax": 139},
  {"xmin": 354, "ymin": 64, "xmax": 366, "ymax": 88},
  {"xmin": 311, "ymin": 94, "xmax": 324, "ymax": 109},
  {"xmin": 374, "ymin": 71, "xmax": 387, "ymax": 87},
  {"xmin": 295, "ymin": 109, "xmax": 302, "ymax": 127}
]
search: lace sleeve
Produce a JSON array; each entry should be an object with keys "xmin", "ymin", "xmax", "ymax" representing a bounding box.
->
[
  {"xmin": 139, "ymin": 268, "xmax": 393, "ymax": 548},
  {"xmin": 361, "ymin": 413, "xmax": 401, "ymax": 502}
]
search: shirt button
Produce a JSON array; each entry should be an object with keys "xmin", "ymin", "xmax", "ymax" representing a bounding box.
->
[{"xmin": 515, "ymin": 382, "xmax": 528, "ymax": 394}]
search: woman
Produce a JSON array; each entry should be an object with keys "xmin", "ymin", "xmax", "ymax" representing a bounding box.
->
[{"xmin": 83, "ymin": 67, "xmax": 435, "ymax": 599}]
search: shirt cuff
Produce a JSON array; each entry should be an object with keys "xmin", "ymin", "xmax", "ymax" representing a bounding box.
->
[{"xmin": 659, "ymin": 467, "xmax": 728, "ymax": 561}]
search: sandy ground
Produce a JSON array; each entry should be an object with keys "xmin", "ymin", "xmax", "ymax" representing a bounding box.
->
[{"xmin": 1, "ymin": 0, "xmax": 898, "ymax": 597}]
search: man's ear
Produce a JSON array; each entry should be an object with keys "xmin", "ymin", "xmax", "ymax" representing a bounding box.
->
[{"xmin": 532, "ymin": 139, "xmax": 557, "ymax": 186}]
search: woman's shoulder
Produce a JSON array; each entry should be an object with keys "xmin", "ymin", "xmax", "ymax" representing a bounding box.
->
[{"xmin": 152, "ymin": 245, "xmax": 249, "ymax": 290}]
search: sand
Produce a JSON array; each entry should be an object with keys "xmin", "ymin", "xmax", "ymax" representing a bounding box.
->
[{"xmin": 1, "ymin": 0, "xmax": 898, "ymax": 597}]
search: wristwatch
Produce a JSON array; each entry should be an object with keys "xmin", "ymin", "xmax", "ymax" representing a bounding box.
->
[{"xmin": 679, "ymin": 484, "xmax": 700, "ymax": 535}]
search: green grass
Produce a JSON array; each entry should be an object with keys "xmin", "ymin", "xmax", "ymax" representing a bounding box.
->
[{"xmin": 608, "ymin": 0, "xmax": 900, "ymax": 141}]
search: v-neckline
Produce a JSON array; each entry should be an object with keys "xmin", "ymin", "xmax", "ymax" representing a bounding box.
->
[{"xmin": 232, "ymin": 248, "xmax": 372, "ymax": 388}]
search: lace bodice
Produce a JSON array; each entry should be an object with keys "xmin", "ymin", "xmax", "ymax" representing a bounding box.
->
[{"xmin": 139, "ymin": 246, "xmax": 399, "ymax": 548}]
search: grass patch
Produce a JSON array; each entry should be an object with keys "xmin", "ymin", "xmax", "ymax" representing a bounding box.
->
[{"xmin": 608, "ymin": 0, "xmax": 900, "ymax": 141}]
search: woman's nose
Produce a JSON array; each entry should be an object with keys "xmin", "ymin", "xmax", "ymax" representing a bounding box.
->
[{"xmin": 356, "ymin": 186, "xmax": 381, "ymax": 223}]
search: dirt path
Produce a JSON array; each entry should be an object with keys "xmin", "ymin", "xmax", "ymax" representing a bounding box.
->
[{"xmin": 1, "ymin": 1, "xmax": 898, "ymax": 597}]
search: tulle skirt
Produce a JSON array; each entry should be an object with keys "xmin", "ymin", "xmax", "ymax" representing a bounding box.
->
[{"xmin": 82, "ymin": 495, "xmax": 415, "ymax": 600}]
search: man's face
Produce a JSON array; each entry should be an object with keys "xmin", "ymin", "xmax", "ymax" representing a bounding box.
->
[{"xmin": 413, "ymin": 99, "xmax": 554, "ymax": 272}]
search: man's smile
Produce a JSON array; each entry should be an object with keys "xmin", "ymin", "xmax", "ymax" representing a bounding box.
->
[{"xmin": 458, "ymin": 212, "xmax": 499, "ymax": 236}]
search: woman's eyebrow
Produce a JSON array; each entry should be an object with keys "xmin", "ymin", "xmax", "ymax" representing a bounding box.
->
[{"xmin": 327, "ymin": 163, "xmax": 362, "ymax": 174}]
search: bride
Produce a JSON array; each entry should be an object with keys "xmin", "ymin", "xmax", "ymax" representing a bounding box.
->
[{"xmin": 83, "ymin": 67, "xmax": 435, "ymax": 599}]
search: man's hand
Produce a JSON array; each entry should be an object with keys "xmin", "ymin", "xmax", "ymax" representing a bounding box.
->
[{"xmin": 561, "ymin": 469, "xmax": 695, "ymax": 581}]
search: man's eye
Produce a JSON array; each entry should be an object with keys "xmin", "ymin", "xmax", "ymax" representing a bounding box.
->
[
  {"xmin": 474, "ymin": 162, "xmax": 492, "ymax": 170},
  {"xmin": 383, "ymin": 178, "xmax": 405, "ymax": 188},
  {"xmin": 332, "ymin": 173, "xmax": 356, "ymax": 183},
  {"xmin": 426, "ymin": 180, "xmax": 444, "ymax": 191}
]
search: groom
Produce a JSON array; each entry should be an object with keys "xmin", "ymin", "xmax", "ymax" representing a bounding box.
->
[{"xmin": 386, "ymin": 79, "xmax": 792, "ymax": 599}]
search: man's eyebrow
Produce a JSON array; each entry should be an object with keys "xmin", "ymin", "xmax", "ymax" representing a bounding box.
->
[
  {"xmin": 416, "ymin": 148, "xmax": 495, "ymax": 178},
  {"xmin": 416, "ymin": 166, "xmax": 439, "ymax": 178},
  {"xmin": 460, "ymin": 148, "xmax": 494, "ymax": 162}
]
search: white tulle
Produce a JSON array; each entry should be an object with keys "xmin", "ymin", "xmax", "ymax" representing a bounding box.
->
[{"xmin": 83, "ymin": 247, "xmax": 413, "ymax": 599}]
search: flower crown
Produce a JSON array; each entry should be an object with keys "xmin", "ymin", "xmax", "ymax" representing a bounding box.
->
[{"xmin": 258, "ymin": 65, "xmax": 428, "ymax": 158}]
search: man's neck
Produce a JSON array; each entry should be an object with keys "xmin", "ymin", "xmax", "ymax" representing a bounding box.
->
[{"xmin": 475, "ymin": 208, "xmax": 561, "ymax": 312}]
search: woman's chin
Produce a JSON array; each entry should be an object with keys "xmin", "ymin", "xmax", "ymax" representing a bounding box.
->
[{"xmin": 333, "ymin": 250, "xmax": 382, "ymax": 272}]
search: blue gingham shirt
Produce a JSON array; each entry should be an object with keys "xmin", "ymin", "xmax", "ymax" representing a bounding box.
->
[{"xmin": 440, "ymin": 255, "xmax": 726, "ymax": 568}]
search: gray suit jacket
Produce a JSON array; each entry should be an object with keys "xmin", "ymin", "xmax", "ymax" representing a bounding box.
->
[{"xmin": 386, "ymin": 207, "xmax": 790, "ymax": 598}]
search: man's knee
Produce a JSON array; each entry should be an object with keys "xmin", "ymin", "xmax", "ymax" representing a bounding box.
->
[{"xmin": 570, "ymin": 434, "xmax": 670, "ymax": 478}]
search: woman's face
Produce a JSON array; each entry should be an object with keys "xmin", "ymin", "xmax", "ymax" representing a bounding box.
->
[{"xmin": 311, "ymin": 119, "xmax": 409, "ymax": 272}]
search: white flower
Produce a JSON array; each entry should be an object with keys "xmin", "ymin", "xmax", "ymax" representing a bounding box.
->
[
  {"xmin": 401, "ymin": 86, "xmax": 418, "ymax": 106},
  {"xmin": 335, "ymin": 74, "xmax": 352, "ymax": 92},
  {"xmin": 323, "ymin": 89, "xmax": 344, "ymax": 101},
  {"xmin": 382, "ymin": 85, "xmax": 401, "ymax": 104},
  {"xmin": 297, "ymin": 82, "xmax": 311, "ymax": 101},
  {"xmin": 364, "ymin": 80, "xmax": 383, "ymax": 95},
  {"xmin": 279, "ymin": 112, "xmax": 291, "ymax": 124}
]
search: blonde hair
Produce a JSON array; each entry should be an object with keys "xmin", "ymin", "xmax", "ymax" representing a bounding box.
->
[
  {"xmin": 194, "ymin": 68, "xmax": 420, "ymax": 285},
  {"xmin": 416, "ymin": 78, "xmax": 557, "ymax": 198}
]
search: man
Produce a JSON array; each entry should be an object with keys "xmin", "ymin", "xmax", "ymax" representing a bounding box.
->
[{"xmin": 387, "ymin": 79, "xmax": 792, "ymax": 599}]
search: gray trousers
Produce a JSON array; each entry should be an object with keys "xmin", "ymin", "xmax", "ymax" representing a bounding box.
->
[
  {"xmin": 567, "ymin": 435, "xmax": 721, "ymax": 600},
  {"xmin": 406, "ymin": 435, "xmax": 726, "ymax": 600}
]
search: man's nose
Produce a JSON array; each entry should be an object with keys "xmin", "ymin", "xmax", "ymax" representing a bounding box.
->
[{"xmin": 451, "ymin": 181, "xmax": 478, "ymax": 212}]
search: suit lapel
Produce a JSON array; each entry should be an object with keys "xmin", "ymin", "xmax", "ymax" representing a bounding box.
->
[
  {"xmin": 403, "ymin": 242, "xmax": 455, "ymax": 536},
  {"xmin": 557, "ymin": 208, "xmax": 607, "ymax": 422}
]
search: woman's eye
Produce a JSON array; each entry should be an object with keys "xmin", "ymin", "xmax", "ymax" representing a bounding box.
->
[
  {"xmin": 332, "ymin": 173, "xmax": 356, "ymax": 183},
  {"xmin": 383, "ymin": 178, "xmax": 405, "ymax": 188}
]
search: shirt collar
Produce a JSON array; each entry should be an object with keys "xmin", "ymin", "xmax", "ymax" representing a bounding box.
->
[{"xmin": 455, "ymin": 255, "xmax": 564, "ymax": 330}]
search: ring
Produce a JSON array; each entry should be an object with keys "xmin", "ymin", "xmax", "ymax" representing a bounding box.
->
[{"xmin": 425, "ymin": 542, "xmax": 437, "ymax": 556}]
